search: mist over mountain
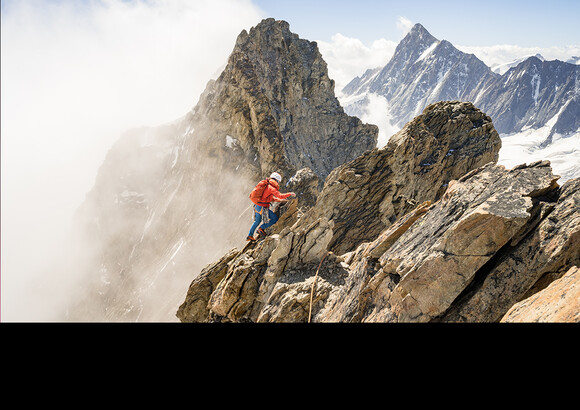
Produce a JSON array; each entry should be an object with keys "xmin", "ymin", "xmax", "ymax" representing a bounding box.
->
[
  {"xmin": 65, "ymin": 18, "xmax": 377, "ymax": 321},
  {"xmin": 342, "ymin": 23, "xmax": 580, "ymax": 181}
]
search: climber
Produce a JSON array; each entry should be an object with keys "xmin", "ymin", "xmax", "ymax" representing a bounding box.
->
[{"xmin": 247, "ymin": 172, "xmax": 295, "ymax": 241}]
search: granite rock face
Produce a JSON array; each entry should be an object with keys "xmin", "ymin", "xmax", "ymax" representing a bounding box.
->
[
  {"xmin": 361, "ymin": 161, "xmax": 560, "ymax": 322},
  {"xmin": 441, "ymin": 176, "xmax": 580, "ymax": 322}
]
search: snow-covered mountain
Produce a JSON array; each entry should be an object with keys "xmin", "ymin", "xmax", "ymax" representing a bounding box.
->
[
  {"xmin": 342, "ymin": 24, "xmax": 498, "ymax": 126},
  {"xmin": 342, "ymin": 23, "xmax": 580, "ymax": 181},
  {"xmin": 475, "ymin": 56, "xmax": 580, "ymax": 136},
  {"xmin": 491, "ymin": 54, "xmax": 545, "ymax": 75}
]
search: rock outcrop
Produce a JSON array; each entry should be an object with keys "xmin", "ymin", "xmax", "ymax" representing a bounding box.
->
[
  {"xmin": 177, "ymin": 100, "xmax": 580, "ymax": 323},
  {"xmin": 178, "ymin": 145, "xmax": 579, "ymax": 323},
  {"xmin": 296, "ymin": 100, "xmax": 501, "ymax": 255},
  {"xmin": 361, "ymin": 160, "xmax": 561, "ymax": 322}
]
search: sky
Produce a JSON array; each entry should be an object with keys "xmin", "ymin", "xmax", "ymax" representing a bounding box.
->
[
  {"xmin": 254, "ymin": 0, "xmax": 580, "ymax": 90},
  {"xmin": 1, "ymin": 0, "xmax": 579, "ymax": 321},
  {"xmin": 253, "ymin": 0, "xmax": 580, "ymax": 48}
]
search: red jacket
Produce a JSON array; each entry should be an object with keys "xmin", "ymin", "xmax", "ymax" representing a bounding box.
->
[{"xmin": 258, "ymin": 178, "xmax": 292, "ymax": 207}]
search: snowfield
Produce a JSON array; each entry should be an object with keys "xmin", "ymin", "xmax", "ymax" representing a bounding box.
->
[{"xmin": 499, "ymin": 129, "xmax": 580, "ymax": 182}]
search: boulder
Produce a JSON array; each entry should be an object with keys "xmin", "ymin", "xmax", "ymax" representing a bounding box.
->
[
  {"xmin": 501, "ymin": 266, "xmax": 580, "ymax": 322},
  {"xmin": 296, "ymin": 100, "xmax": 502, "ymax": 255},
  {"xmin": 363, "ymin": 161, "xmax": 560, "ymax": 322}
]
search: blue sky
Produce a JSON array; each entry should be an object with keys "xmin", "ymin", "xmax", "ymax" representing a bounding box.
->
[{"xmin": 252, "ymin": 0, "xmax": 580, "ymax": 48}]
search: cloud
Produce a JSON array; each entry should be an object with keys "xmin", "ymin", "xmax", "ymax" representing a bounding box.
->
[
  {"xmin": 396, "ymin": 16, "xmax": 414, "ymax": 35},
  {"xmin": 456, "ymin": 44, "xmax": 580, "ymax": 68},
  {"xmin": 317, "ymin": 33, "xmax": 396, "ymax": 94},
  {"xmin": 0, "ymin": 0, "xmax": 263, "ymax": 321},
  {"xmin": 357, "ymin": 93, "xmax": 400, "ymax": 148}
]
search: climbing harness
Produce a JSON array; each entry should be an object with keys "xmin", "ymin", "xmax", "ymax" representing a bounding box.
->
[{"xmin": 252, "ymin": 205, "xmax": 270, "ymax": 225}]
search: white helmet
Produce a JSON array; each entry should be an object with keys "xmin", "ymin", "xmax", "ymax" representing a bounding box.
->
[{"xmin": 269, "ymin": 172, "xmax": 282, "ymax": 183}]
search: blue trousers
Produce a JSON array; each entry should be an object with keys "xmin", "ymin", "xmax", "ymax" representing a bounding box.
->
[{"xmin": 249, "ymin": 205, "xmax": 278, "ymax": 237}]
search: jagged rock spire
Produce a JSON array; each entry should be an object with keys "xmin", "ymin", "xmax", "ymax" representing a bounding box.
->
[{"xmin": 191, "ymin": 17, "xmax": 378, "ymax": 183}]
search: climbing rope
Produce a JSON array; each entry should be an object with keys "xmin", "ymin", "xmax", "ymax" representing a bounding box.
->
[{"xmin": 308, "ymin": 251, "xmax": 331, "ymax": 323}]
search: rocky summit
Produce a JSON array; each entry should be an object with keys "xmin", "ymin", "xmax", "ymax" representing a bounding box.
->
[
  {"xmin": 177, "ymin": 100, "xmax": 579, "ymax": 323},
  {"xmin": 193, "ymin": 17, "xmax": 377, "ymax": 184}
]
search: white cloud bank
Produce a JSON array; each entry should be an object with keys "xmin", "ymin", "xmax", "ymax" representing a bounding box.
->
[
  {"xmin": 396, "ymin": 16, "xmax": 414, "ymax": 35},
  {"xmin": 316, "ymin": 16, "xmax": 419, "ymax": 94},
  {"xmin": 457, "ymin": 44, "xmax": 580, "ymax": 69},
  {"xmin": 1, "ymin": 0, "xmax": 263, "ymax": 321},
  {"xmin": 317, "ymin": 34, "xmax": 397, "ymax": 95}
]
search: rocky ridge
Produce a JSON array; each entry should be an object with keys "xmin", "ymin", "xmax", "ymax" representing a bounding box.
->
[{"xmin": 177, "ymin": 100, "xmax": 579, "ymax": 323}]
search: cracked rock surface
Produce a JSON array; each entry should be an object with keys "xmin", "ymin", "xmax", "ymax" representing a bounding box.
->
[{"xmin": 177, "ymin": 98, "xmax": 579, "ymax": 322}]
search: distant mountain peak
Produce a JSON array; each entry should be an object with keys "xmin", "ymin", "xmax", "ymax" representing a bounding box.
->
[
  {"xmin": 408, "ymin": 22, "xmax": 430, "ymax": 36},
  {"xmin": 403, "ymin": 22, "xmax": 438, "ymax": 46},
  {"xmin": 492, "ymin": 53, "xmax": 546, "ymax": 75}
]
